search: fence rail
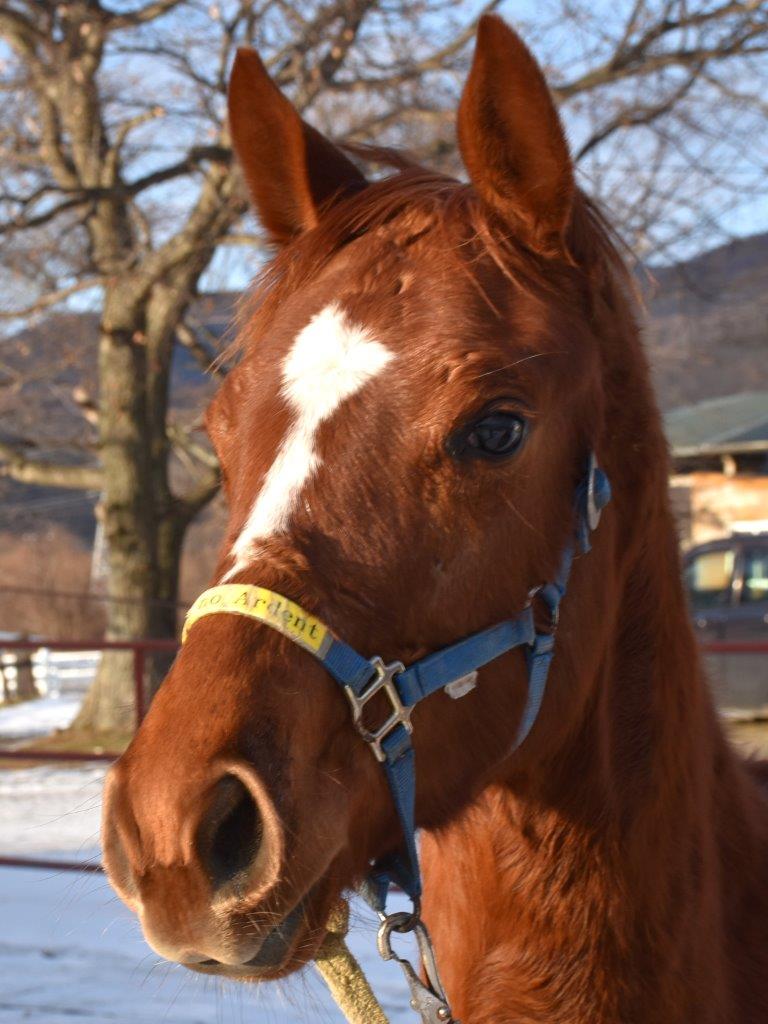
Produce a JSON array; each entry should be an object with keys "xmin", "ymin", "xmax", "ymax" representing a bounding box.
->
[
  {"xmin": 1, "ymin": 637, "xmax": 767, "ymax": 876},
  {"xmin": 699, "ymin": 641, "xmax": 768, "ymax": 654},
  {"xmin": 0, "ymin": 637, "xmax": 177, "ymax": 872}
]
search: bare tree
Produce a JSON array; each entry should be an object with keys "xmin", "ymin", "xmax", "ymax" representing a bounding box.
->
[
  {"xmin": 0, "ymin": 0, "xmax": 499, "ymax": 732},
  {"xmin": 536, "ymin": 0, "xmax": 768, "ymax": 259},
  {"xmin": 0, "ymin": 0, "xmax": 766, "ymax": 732}
]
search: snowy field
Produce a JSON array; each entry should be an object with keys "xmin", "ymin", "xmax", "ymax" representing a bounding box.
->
[
  {"xmin": 0, "ymin": 696, "xmax": 415, "ymax": 1023},
  {"xmin": 0, "ymin": 859, "xmax": 413, "ymax": 1024},
  {"xmin": 0, "ymin": 694, "xmax": 81, "ymax": 742}
]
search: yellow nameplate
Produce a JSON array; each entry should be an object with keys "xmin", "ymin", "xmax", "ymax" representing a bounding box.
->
[{"xmin": 182, "ymin": 585, "xmax": 331, "ymax": 656}]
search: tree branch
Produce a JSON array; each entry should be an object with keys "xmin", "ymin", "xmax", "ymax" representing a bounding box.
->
[
  {"xmin": 0, "ymin": 441, "xmax": 102, "ymax": 490},
  {"xmin": 175, "ymin": 322, "xmax": 228, "ymax": 379},
  {"xmin": 575, "ymin": 64, "xmax": 704, "ymax": 160},
  {"xmin": 556, "ymin": 1, "xmax": 768, "ymax": 98},
  {"xmin": 0, "ymin": 193, "xmax": 89, "ymax": 235},
  {"xmin": 106, "ymin": 0, "xmax": 187, "ymax": 28},
  {"xmin": 168, "ymin": 422, "xmax": 219, "ymax": 471},
  {"xmin": 321, "ymin": 0, "xmax": 503, "ymax": 95},
  {"xmin": 177, "ymin": 470, "xmax": 221, "ymax": 520},
  {"xmin": 0, "ymin": 279, "xmax": 101, "ymax": 320},
  {"xmin": 0, "ymin": 9, "xmax": 40, "ymax": 57},
  {"xmin": 0, "ymin": 146, "xmax": 233, "ymax": 237},
  {"xmin": 126, "ymin": 145, "xmax": 231, "ymax": 196}
]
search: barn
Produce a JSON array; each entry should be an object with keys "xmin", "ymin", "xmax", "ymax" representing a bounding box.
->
[{"xmin": 667, "ymin": 391, "xmax": 768, "ymax": 546}]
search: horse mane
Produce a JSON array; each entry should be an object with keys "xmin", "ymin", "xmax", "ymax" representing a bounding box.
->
[{"xmin": 230, "ymin": 147, "xmax": 634, "ymax": 359}]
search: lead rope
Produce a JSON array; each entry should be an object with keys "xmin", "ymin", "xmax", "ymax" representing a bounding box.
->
[
  {"xmin": 315, "ymin": 901, "xmax": 389, "ymax": 1024},
  {"xmin": 315, "ymin": 898, "xmax": 456, "ymax": 1024}
]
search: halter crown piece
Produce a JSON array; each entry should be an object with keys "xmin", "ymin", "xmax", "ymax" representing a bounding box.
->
[{"xmin": 183, "ymin": 452, "xmax": 611, "ymax": 1024}]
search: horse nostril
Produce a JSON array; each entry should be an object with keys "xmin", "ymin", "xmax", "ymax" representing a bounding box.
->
[{"xmin": 197, "ymin": 773, "xmax": 264, "ymax": 891}]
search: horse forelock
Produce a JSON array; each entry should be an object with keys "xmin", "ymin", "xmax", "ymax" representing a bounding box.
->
[{"xmin": 231, "ymin": 166, "xmax": 632, "ymax": 358}]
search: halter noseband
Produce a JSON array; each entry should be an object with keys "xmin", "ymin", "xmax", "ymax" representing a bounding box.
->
[{"xmin": 182, "ymin": 452, "xmax": 611, "ymax": 1023}]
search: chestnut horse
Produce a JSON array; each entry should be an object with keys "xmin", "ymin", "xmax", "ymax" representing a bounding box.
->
[{"xmin": 102, "ymin": 16, "xmax": 768, "ymax": 1024}]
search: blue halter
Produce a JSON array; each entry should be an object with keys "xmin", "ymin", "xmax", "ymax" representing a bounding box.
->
[
  {"xmin": 292, "ymin": 452, "xmax": 611, "ymax": 910},
  {"xmin": 182, "ymin": 453, "xmax": 611, "ymax": 1023}
]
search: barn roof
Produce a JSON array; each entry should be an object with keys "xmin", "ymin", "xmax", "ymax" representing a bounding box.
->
[{"xmin": 665, "ymin": 391, "xmax": 768, "ymax": 457}]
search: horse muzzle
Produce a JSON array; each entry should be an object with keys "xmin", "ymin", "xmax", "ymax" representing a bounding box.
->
[{"xmin": 101, "ymin": 756, "xmax": 308, "ymax": 971}]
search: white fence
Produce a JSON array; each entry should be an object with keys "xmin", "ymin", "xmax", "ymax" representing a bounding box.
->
[{"xmin": 0, "ymin": 648, "xmax": 99, "ymax": 703}]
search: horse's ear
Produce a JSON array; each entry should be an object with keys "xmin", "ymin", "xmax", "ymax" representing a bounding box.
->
[
  {"xmin": 228, "ymin": 48, "xmax": 367, "ymax": 244},
  {"xmin": 457, "ymin": 16, "xmax": 574, "ymax": 254}
]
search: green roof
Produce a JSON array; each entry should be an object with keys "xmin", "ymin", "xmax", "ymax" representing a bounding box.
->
[{"xmin": 664, "ymin": 392, "xmax": 768, "ymax": 456}]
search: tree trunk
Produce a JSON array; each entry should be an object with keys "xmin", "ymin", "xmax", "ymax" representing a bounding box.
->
[
  {"xmin": 143, "ymin": 508, "xmax": 186, "ymax": 704},
  {"xmin": 14, "ymin": 637, "xmax": 38, "ymax": 701},
  {"xmin": 72, "ymin": 294, "xmax": 159, "ymax": 736},
  {"xmin": 70, "ymin": 287, "xmax": 201, "ymax": 736}
]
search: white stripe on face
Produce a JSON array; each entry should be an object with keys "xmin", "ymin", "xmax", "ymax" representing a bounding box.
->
[{"xmin": 225, "ymin": 303, "xmax": 394, "ymax": 578}]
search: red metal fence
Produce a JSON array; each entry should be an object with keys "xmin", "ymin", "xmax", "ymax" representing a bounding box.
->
[
  {"xmin": 698, "ymin": 642, "xmax": 768, "ymax": 654},
  {"xmin": 0, "ymin": 637, "xmax": 177, "ymax": 873},
  {"xmin": 1, "ymin": 637, "xmax": 767, "ymax": 876}
]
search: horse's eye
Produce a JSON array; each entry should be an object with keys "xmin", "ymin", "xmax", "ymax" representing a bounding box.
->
[{"xmin": 448, "ymin": 411, "xmax": 527, "ymax": 461}]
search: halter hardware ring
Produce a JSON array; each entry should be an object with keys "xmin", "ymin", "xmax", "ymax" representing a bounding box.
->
[
  {"xmin": 526, "ymin": 585, "xmax": 560, "ymax": 631},
  {"xmin": 376, "ymin": 909, "xmax": 421, "ymax": 954},
  {"xmin": 345, "ymin": 656, "xmax": 410, "ymax": 763}
]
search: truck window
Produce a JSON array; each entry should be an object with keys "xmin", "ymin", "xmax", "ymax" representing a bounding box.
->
[
  {"xmin": 742, "ymin": 547, "xmax": 768, "ymax": 605},
  {"xmin": 685, "ymin": 548, "xmax": 736, "ymax": 609}
]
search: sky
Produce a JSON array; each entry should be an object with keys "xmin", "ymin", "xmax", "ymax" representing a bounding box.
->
[{"xmin": 2, "ymin": 0, "xmax": 767, "ymax": 312}]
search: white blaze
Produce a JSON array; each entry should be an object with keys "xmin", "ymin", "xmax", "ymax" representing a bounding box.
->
[{"xmin": 225, "ymin": 303, "xmax": 394, "ymax": 577}]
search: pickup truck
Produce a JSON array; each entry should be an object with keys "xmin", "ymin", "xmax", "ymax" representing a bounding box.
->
[{"xmin": 684, "ymin": 534, "xmax": 768, "ymax": 716}]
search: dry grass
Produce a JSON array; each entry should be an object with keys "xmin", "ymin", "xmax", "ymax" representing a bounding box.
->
[
  {"xmin": 0, "ymin": 726, "xmax": 130, "ymax": 771},
  {"xmin": 0, "ymin": 525, "xmax": 105, "ymax": 638},
  {"xmin": 178, "ymin": 495, "xmax": 227, "ymax": 602}
]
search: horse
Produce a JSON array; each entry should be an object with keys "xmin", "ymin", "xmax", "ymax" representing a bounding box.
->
[{"xmin": 101, "ymin": 15, "xmax": 768, "ymax": 1023}]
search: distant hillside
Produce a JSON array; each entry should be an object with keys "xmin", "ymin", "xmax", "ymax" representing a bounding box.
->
[
  {"xmin": 0, "ymin": 293, "xmax": 234, "ymax": 540},
  {"xmin": 1, "ymin": 232, "xmax": 766, "ymax": 546},
  {"xmin": 643, "ymin": 231, "xmax": 768, "ymax": 410}
]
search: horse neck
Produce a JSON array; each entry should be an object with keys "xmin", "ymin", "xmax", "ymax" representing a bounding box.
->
[{"xmin": 515, "ymin": 309, "xmax": 768, "ymax": 961}]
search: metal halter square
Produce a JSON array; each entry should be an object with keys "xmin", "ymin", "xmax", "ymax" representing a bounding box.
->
[{"xmin": 344, "ymin": 656, "xmax": 410, "ymax": 763}]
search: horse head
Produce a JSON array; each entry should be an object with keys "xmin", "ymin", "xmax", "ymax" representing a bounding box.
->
[{"xmin": 102, "ymin": 15, "xmax": 649, "ymax": 985}]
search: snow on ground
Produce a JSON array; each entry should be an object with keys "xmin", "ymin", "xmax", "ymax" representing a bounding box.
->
[
  {"xmin": 0, "ymin": 694, "xmax": 82, "ymax": 741},
  {"xmin": 0, "ymin": 764, "xmax": 104, "ymax": 857},
  {"xmin": 0, "ymin": 864, "xmax": 414, "ymax": 1024},
  {"xmin": 0, "ymin": 740, "xmax": 416, "ymax": 1023}
]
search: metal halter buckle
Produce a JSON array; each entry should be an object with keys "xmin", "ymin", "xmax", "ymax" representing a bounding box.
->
[{"xmin": 344, "ymin": 656, "xmax": 410, "ymax": 763}]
